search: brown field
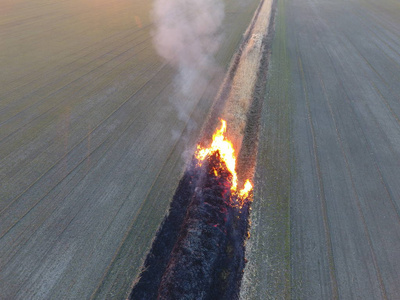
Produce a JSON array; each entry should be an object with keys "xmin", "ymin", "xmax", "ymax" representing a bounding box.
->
[
  {"xmin": 245, "ymin": 0, "xmax": 400, "ymax": 298},
  {"xmin": 0, "ymin": 0, "xmax": 261, "ymax": 298},
  {"xmin": 3, "ymin": 0, "xmax": 399, "ymax": 298}
]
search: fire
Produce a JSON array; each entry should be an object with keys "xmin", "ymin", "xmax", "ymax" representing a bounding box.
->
[
  {"xmin": 195, "ymin": 120, "xmax": 238, "ymax": 190},
  {"xmin": 239, "ymin": 179, "xmax": 253, "ymax": 199},
  {"xmin": 195, "ymin": 119, "xmax": 253, "ymax": 206}
]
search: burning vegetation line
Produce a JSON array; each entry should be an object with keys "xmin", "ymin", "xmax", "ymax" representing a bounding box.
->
[
  {"xmin": 195, "ymin": 119, "xmax": 253, "ymax": 208},
  {"xmin": 130, "ymin": 120, "xmax": 253, "ymax": 299}
]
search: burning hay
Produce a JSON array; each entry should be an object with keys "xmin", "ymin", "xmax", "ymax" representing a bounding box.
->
[{"xmin": 130, "ymin": 120, "xmax": 253, "ymax": 299}]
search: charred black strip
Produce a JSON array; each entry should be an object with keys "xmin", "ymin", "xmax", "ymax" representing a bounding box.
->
[
  {"xmin": 130, "ymin": 152, "xmax": 251, "ymax": 299},
  {"xmin": 158, "ymin": 152, "xmax": 233, "ymax": 299},
  {"xmin": 129, "ymin": 160, "xmax": 201, "ymax": 300}
]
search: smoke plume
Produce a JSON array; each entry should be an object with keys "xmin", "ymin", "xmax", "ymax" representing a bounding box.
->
[{"xmin": 152, "ymin": 0, "xmax": 225, "ymax": 98}]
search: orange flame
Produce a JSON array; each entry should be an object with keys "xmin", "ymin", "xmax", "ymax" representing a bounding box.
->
[
  {"xmin": 195, "ymin": 119, "xmax": 253, "ymax": 205},
  {"xmin": 239, "ymin": 179, "xmax": 253, "ymax": 199},
  {"xmin": 195, "ymin": 120, "xmax": 238, "ymax": 190}
]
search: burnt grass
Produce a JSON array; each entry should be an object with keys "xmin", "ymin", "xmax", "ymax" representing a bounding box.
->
[{"xmin": 130, "ymin": 152, "xmax": 251, "ymax": 299}]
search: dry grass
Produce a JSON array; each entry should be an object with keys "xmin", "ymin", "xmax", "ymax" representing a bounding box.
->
[{"xmin": 220, "ymin": 0, "xmax": 273, "ymax": 152}]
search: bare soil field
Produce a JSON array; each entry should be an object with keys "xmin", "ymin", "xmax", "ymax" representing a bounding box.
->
[
  {"xmin": 245, "ymin": 0, "xmax": 400, "ymax": 298},
  {"xmin": 0, "ymin": 0, "xmax": 261, "ymax": 299}
]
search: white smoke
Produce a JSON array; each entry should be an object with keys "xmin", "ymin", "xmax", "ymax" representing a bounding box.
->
[{"xmin": 152, "ymin": 0, "xmax": 225, "ymax": 98}]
